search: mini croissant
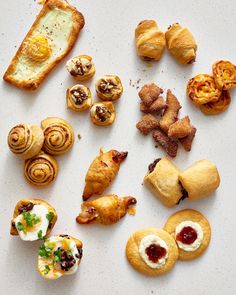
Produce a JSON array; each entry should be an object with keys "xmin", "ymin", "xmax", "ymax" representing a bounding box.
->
[
  {"xmin": 82, "ymin": 149, "xmax": 128, "ymax": 200},
  {"xmin": 76, "ymin": 194, "xmax": 137, "ymax": 225}
]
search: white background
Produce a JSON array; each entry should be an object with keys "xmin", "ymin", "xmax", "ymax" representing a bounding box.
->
[{"xmin": 0, "ymin": 0, "xmax": 236, "ymax": 294}]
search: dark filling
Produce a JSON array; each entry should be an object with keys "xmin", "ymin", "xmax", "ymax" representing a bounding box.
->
[
  {"xmin": 112, "ymin": 151, "xmax": 128, "ymax": 163},
  {"xmin": 56, "ymin": 248, "xmax": 76, "ymax": 272},
  {"xmin": 18, "ymin": 202, "xmax": 34, "ymax": 214},
  {"xmin": 176, "ymin": 226, "xmax": 198, "ymax": 245},
  {"xmin": 176, "ymin": 181, "xmax": 189, "ymax": 205},
  {"xmin": 145, "ymin": 244, "xmax": 167, "ymax": 263},
  {"xmin": 98, "ymin": 79, "xmax": 117, "ymax": 94},
  {"xmin": 59, "ymin": 234, "xmax": 69, "ymax": 238},
  {"xmin": 148, "ymin": 158, "xmax": 161, "ymax": 173},
  {"xmin": 70, "ymin": 60, "xmax": 92, "ymax": 76},
  {"xmin": 95, "ymin": 106, "xmax": 111, "ymax": 122},
  {"xmin": 70, "ymin": 88, "xmax": 88, "ymax": 105},
  {"xmin": 76, "ymin": 248, "xmax": 83, "ymax": 259}
]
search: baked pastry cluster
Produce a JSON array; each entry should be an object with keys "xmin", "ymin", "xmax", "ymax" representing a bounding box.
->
[
  {"xmin": 135, "ymin": 20, "xmax": 197, "ymax": 64},
  {"xmin": 187, "ymin": 60, "xmax": 236, "ymax": 115},
  {"xmin": 7, "ymin": 117, "xmax": 74, "ymax": 186},
  {"xmin": 136, "ymin": 83, "xmax": 197, "ymax": 157},
  {"xmin": 126, "ymin": 209, "xmax": 211, "ymax": 276},
  {"xmin": 144, "ymin": 157, "xmax": 220, "ymax": 207}
]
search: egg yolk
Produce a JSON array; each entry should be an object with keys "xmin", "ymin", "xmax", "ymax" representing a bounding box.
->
[{"xmin": 25, "ymin": 35, "xmax": 51, "ymax": 62}]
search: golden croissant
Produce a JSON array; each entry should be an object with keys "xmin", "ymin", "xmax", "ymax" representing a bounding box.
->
[
  {"xmin": 82, "ymin": 149, "xmax": 128, "ymax": 200},
  {"xmin": 76, "ymin": 194, "xmax": 137, "ymax": 225}
]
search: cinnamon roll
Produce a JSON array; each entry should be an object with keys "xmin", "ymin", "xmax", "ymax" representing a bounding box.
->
[
  {"xmin": 66, "ymin": 84, "xmax": 92, "ymax": 112},
  {"xmin": 212, "ymin": 60, "xmax": 236, "ymax": 90}
]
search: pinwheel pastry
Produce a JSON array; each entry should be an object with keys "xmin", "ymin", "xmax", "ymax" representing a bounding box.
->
[
  {"xmin": 212, "ymin": 60, "xmax": 236, "ymax": 90},
  {"xmin": 165, "ymin": 23, "xmax": 197, "ymax": 64},
  {"xmin": 90, "ymin": 102, "xmax": 116, "ymax": 126},
  {"xmin": 82, "ymin": 149, "xmax": 128, "ymax": 200},
  {"xmin": 3, "ymin": 0, "xmax": 84, "ymax": 90},
  {"xmin": 10, "ymin": 199, "xmax": 57, "ymax": 241},
  {"xmin": 24, "ymin": 151, "xmax": 58, "ymax": 186},
  {"xmin": 66, "ymin": 84, "xmax": 92, "ymax": 112},
  {"xmin": 126, "ymin": 228, "xmax": 178, "ymax": 276},
  {"xmin": 38, "ymin": 234, "xmax": 83, "ymax": 279},
  {"xmin": 41, "ymin": 117, "xmax": 74, "ymax": 155},
  {"xmin": 95, "ymin": 75, "xmax": 123, "ymax": 101},
  {"xmin": 135, "ymin": 20, "xmax": 166, "ymax": 61},
  {"xmin": 187, "ymin": 74, "xmax": 221, "ymax": 106},
  {"xmin": 164, "ymin": 209, "xmax": 211, "ymax": 260},
  {"xmin": 199, "ymin": 90, "xmax": 231, "ymax": 115},
  {"xmin": 66, "ymin": 54, "xmax": 95, "ymax": 81},
  {"xmin": 7, "ymin": 124, "xmax": 44, "ymax": 160},
  {"xmin": 76, "ymin": 194, "xmax": 137, "ymax": 225}
]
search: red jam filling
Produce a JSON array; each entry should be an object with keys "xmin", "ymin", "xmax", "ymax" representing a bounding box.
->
[
  {"xmin": 176, "ymin": 226, "xmax": 197, "ymax": 245},
  {"xmin": 145, "ymin": 244, "xmax": 167, "ymax": 263}
]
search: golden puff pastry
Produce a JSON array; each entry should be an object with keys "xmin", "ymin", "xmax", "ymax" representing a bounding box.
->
[
  {"xmin": 199, "ymin": 90, "xmax": 231, "ymax": 115},
  {"xmin": 126, "ymin": 228, "xmax": 178, "ymax": 276},
  {"xmin": 8, "ymin": 124, "xmax": 44, "ymax": 160},
  {"xmin": 67, "ymin": 84, "xmax": 92, "ymax": 112},
  {"xmin": 10, "ymin": 199, "xmax": 57, "ymax": 239},
  {"xmin": 165, "ymin": 23, "xmax": 197, "ymax": 64},
  {"xmin": 82, "ymin": 149, "xmax": 128, "ymax": 200},
  {"xmin": 90, "ymin": 102, "xmax": 116, "ymax": 126},
  {"xmin": 76, "ymin": 194, "xmax": 137, "ymax": 225},
  {"xmin": 144, "ymin": 158, "xmax": 182, "ymax": 207},
  {"xmin": 187, "ymin": 74, "xmax": 221, "ymax": 106},
  {"xmin": 24, "ymin": 151, "xmax": 58, "ymax": 186},
  {"xmin": 163, "ymin": 209, "xmax": 211, "ymax": 260},
  {"xmin": 95, "ymin": 75, "xmax": 123, "ymax": 101},
  {"xmin": 41, "ymin": 117, "xmax": 74, "ymax": 155},
  {"xmin": 135, "ymin": 20, "xmax": 166, "ymax": 61},
  {"xmin": 179, "ymin": 160, "xmax": 220, "ymax": 201},
  {"xmin": 66, "ymin": 54, "xmax": 95, "ymax": 81},
  {"xmin": 212, "ymin": 60, "xmax": 236, "ymax": 90}
]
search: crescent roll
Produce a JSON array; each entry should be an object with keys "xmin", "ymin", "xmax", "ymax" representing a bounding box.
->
[
  {"xmin": 135, "ymin": 20, "xmax": 166, "ymax": 61},
  {"xmin": 212, "ymin": 60, "xmax": 236, "ymax": 90}
]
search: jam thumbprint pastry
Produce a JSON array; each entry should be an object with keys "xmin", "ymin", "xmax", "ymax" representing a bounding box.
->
[
  {"xmin": 41, "ymin": 117, "xmax": 74, "ymax": 155},
  {"xmin": 66, "ymin": 84, "xmax": 92, "ymax": 112},
  {"xmin": 135, "ymin": 20, "xmax": 166, "ymax": 61},
  {"xmin": 164, "ymin": 209, "xmax": 211, "ymax": 260},
  {"xmin": 76, "ymin": 194, "xmax": 137, "ymax": 225},
  {"xmin": 10, "ymin": 199, "xmax": 57, "ymax": 241},
  {"xmin": 90, "ymin": 101, "xmax": 116, "ymax": 126},
  {"xmin": 95, "ymin": 75, "xmax": 123, "ymax": 101},
  {"xmin": 24, "ymin": 152, "xmax": 58, "ymax": 186},
  {"xmin": 66, "ymin": 55, "xmax": 95, "ymax": 81},
  {"xmin": 126, "ymin": 228, "xmax": 178, "ymax": 276},
  {"xmin": 82, "ymin": 149, "xmax": 128, "ymax": 200},
  {"xmin": 7, "ymin": 123, "xmax": 44, "ymax": 160},
  {"xmin": 212, "ymin": 60, "xmax": 236, "ymax": 90},
  {"xmin": 38, "ymin": 235, "xmax": 83, "ymax": 280}
]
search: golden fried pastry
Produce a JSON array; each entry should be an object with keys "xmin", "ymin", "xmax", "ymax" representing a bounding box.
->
[
  {"xmin": 135, "ymin": 20, "xmax": 166, "ymax": 61},
  {"xmin": 168, "ymin": 116, "xmax": 192, "ymax": 139},
  {"xmin": 199, "ymin": 90, "xmax": 231, "ymax": 115},
  {"xmin": 41, "ymin": 117, "xmax": 74, "ymax": 155},
  {"xmin": 90, "ymin": 102, "xmax": 116, "ymax": 126},
  {"xmin": 76, "ymin": 194, "xmax": 137, "ymax": 225},
  {"xmin": 212, "ymin": 60, "xmax": 236, "ymax": 90},
  {"xmin": 3, "ymin": 0, "xmax": 84, "ymax": 90},
  {"xmin": 144, "ymin": 157, "xmax": 182, "ymax": 207},
  {"xmin": 126, "ymin": 228, "xmax": 178, "ymax": 276},
  {"xmin": 83, "ymin": 149, "xmax": 128, "ymax": 200},
  {"xmin": 10, "ymin": 199, "xmax": 57, "ymax": 241},
  {"xmin": 159, "ymin": 90, "xmax": 182, "ymax": 133},
  {"xmin": 164, "ymin": 209, "xmax": 211, "ymax": 260},
  {"xmin": 24, "ymin": 151, "xmax": 58, "ymax": 186},
  {"xmin": 66, "ymin": 84, "xmax": 92, "ymax": 112},
  {"xmin": 136, "ymin": 114, "xmax": 159, "ymax": 135},
  {"xmin": 179, "ymin": 160, "xmax": 220, "ymax": 201},
  {"xmin": 179, "ymin": 126, "xmax": 196, "ymax": 151},
  {"xmin": 187, "ymin": 74, "xmax": 221, "ymax": 106},
  {"xmin": 66, "ymin": 54, "xmax": 95, "ymax": 81},
  {"xmin": 38, "ymin": 234, "xmax": 83, "ymax": 279},
  {"xmin": 7, "ymin": 123, "xmax": 44, "ymax": 160},
  {"xmin": 165, "ymin": 23, "xmax": 197, "ymax": 64},
  {"xmin": 139, "ymin": 83, "xmax": 163, "ymax": 107},
  {"xmin": 152, "ymin": 129, "xmax": 178, "ymax": 158},
  {"xmin": 95, "ymin": 75, "xmax": 123, "ymax": 101},
  {"xmin": 140, "ymin": 96, "xmax": 166, "ymax": 113}
]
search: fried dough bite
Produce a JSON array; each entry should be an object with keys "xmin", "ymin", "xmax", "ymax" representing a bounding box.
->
[
  {"xmin": 168, "ymin": 116, "xmax": 192, "ymax": 139},
  {"xmin": 138, "ymin": 83, "xmax": 163, "ymax": 106},
  {"xmin": 152, "ymin": 129, "xmax": 178, "ymax": 157},
  {"xmin": 179, "ymin": 126, "xmax": 197, "ymax": 152},
  {"xmin": 136, "ymin": 114, "xmax": 159, "ymax": 135},
  {"xmin": 140, "ymin": 96, "xmax": 166, "ymax": 114}
]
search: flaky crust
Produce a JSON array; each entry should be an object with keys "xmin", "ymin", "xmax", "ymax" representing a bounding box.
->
[
  {"xmin": 212, "ymin": 60, "xmax": 236, "ymax": 90},
  {"xmin": 90, "ymin": 102, "xmax": 116, "ymax": 126},
  {"xmin": 126, "ymin": 228, "xmax": 178, "ymax": 276},
  {"xmin": 163, "ymin": 209, "xmax": 211, "ymax": 260},
  {"xmin": 10, "ymin": 198, "xmax": 57, "ymax": 236},
  {"xmin": 199, "ymin": 90, "xmax": 231, "ymax": 115},
  {"xmin": 95, "ymin": 75, "xmax": 123, "ymax": 101},
  {"xmin": 3, "ymin": 0, "xmax": 85, "ymax": 90},
  {"xmin": 66, "ymin": 84, "xmax": 92, "ymax": 112}
]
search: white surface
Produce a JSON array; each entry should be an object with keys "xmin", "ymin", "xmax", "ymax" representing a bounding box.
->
[{"xmin": 0, "ymin": 0, "xmax": 236, "ymax": 294}]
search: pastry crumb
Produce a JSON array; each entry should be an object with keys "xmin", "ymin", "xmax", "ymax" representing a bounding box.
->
[{"xmin": 77, "ymin": 134, "xmax": 82, "ymax": 140}]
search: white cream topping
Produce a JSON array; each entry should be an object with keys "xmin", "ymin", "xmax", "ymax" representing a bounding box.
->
[
  {"xmin": 139, "ymin": 235, "xmax": 168, "ymax": 269},
  {"xmin": 66, "ymin": 57, "xmax": 90, "ymax": 75},
  {"xmin": 175, "ymin": 221, "xmax": 203, "ymax": 252}
]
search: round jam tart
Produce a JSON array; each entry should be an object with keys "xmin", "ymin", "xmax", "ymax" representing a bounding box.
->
[
  {"xmin": 126, "ymin": 228, "xmax": 178, "ymax": 276},
  {"xmin": 67, "ymin": 84, "xmax": 92, "ymax": 112},
  {"xmin": 95, "ymin": 75, "xmax": 123, "ymax": 101},
  {"xmin": 163, "ymin": 209, "xmax": 211, "ymax": 260},
  {"xmin": 66, "ymin": 55, "xmax": 95, "ymax": 81},
  {"xmin": 90, "ymin": 101, "xmax": 116, "ymax": 126}
]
